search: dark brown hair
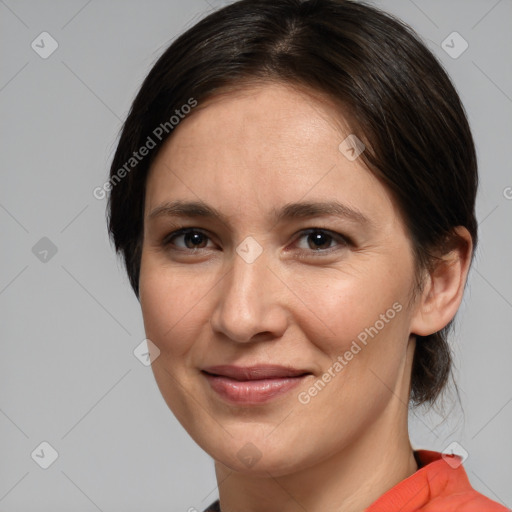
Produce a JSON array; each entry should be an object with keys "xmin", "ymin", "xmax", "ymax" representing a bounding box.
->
[{"xmin": 106, "ymin": 0, "xmax": 478, "ymax": 406}]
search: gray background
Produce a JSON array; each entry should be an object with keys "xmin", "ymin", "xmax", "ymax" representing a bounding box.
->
[{"xmin": 1, "ymin": 0, "xmax": 511, "ymax": 510}]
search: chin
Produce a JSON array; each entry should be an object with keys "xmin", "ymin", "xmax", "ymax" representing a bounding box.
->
[{"xmin": 204, "ymin": 434, "xmax": 323, "ymax": 478}]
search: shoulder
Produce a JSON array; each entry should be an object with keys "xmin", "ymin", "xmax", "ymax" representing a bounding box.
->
[
  {"xmin": 422, "ymin": 489, "xmax": 509, "ymax": 512},
  {"xmin": 366, "ymin": 450, "xmax": 509, "ymax": 512}
]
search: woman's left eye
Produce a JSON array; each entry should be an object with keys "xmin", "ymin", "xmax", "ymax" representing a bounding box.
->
[{"xmin": 294, "ymin": 228, "xmax": 350, "ymax": 254}]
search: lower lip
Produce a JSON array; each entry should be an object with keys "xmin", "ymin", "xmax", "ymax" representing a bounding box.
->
[{"xmin": 202, "ymin": 372, "xmax": 309, "ymax": 404}]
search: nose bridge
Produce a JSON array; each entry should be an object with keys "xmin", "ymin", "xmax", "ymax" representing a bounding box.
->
[{"xmin": 210, "ymin": 239, "xmax": 286, "ymax": 343}]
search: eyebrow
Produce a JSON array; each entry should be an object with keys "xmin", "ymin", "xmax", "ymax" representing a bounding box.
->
[{"xmin": 148, "ymin": 199, "xmax": 373, "ymax": 227}]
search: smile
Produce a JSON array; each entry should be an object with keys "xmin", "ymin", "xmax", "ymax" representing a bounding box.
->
[{"xmin": 201, "ymin": 365, "xmax": 312, "ymax": 404}]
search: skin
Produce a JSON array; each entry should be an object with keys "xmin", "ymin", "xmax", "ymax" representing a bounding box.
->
[{"xmin": 139, "ymin": 82, "xmax": 472, "ymax": 512}]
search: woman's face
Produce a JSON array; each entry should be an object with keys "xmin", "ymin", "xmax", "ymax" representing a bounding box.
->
[{"xmin": 139, "ymin": 82, "xmax": 422, "ymax": 475}]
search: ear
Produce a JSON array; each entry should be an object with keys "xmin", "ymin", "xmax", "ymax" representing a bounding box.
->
[{"xmin": 410, "ymin": 227, "xmax": 473, "ymax": 337}]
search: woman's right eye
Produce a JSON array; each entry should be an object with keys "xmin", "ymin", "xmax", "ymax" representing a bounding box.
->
[{"xmin": 163, "ymin": 228, "xmax": 215, "ymax": 251}]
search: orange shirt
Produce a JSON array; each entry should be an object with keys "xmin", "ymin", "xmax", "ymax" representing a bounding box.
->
[
  {"xmin": 366, "ymin": 450, "xmax": 508, "ymax": 512},
  {"xmin": 203, "ymin": 450, "xmax": 508, "ymax": 511}
]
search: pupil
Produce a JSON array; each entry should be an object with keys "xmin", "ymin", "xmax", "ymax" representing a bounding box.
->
[
  {"xmin": 186, "ymin": 232, "xmax": 205, "ymax": 248},
  {"xmin": 310, "ymin": 231, "xmax": 330, "ymax": 250}
]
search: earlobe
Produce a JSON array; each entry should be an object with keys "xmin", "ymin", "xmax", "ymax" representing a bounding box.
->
[{"xmin": 410, "ymin": 227, "xmax": 473, "ymax": 337}]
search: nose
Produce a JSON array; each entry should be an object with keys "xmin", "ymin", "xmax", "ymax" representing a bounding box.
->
[{"xmin": 209, "ymin": 246, "xmax": 289, "ymax": 344}]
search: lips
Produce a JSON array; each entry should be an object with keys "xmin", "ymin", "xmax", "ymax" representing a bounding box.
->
[
  {"xmin": 201, "ymin": 365, "xmax": 312, "ymax": 404},
  {"xmin": 202, "ymin": 364, "xmax": 310, "ymax": 380}
]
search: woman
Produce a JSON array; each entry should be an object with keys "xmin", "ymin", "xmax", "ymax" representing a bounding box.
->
[{"xmin": 107, "ymin": 1, "xmax": 507, "ymax": 510}]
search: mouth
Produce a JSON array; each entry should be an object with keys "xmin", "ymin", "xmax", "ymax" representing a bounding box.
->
[{"xmin": 201, "ymin": 365, "xmax": 312, "ymax": 404}]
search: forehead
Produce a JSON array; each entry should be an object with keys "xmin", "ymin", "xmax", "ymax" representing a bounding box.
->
[
  {"xmin": 144, "ymin": 82, "xmax": 401, "ymax": 229},
  {"xmin": 167, "ymin": 82, "xmax": 352, "ymax": 158}
]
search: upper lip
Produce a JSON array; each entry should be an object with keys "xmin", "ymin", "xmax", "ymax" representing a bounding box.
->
[{"xmin": 201, "ymin": 365, "xmax": 311, "ymax": 381}]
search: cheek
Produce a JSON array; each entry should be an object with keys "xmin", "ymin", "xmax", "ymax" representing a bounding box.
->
[
  {"xmin": 289, "ymin": 263, "xmax": 410, "ymax": 358},
  {"xmin": 139, "ymin": 258, "xmax": 212, "ymax": 358}
]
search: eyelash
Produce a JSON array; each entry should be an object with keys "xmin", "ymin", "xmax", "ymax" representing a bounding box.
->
[{"xmin": 161, "ymin": 227, "xmax": 351, "ymax": 257}]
